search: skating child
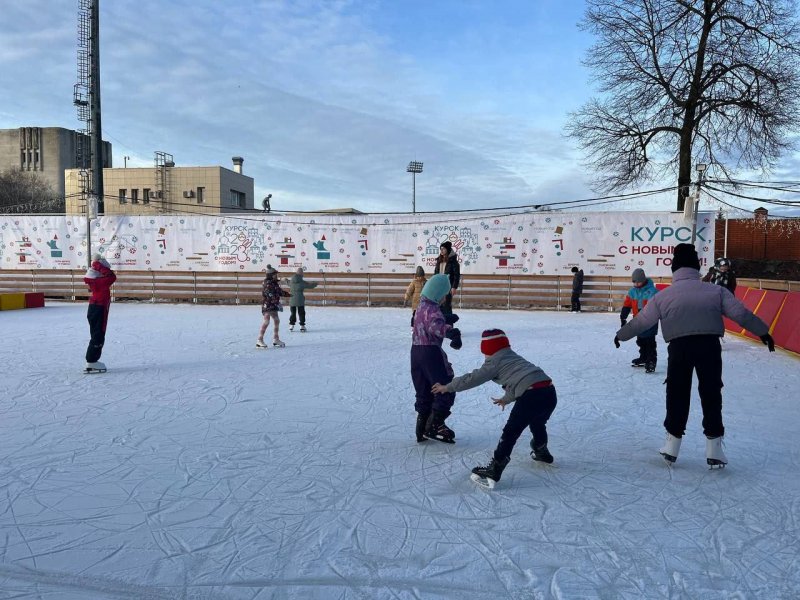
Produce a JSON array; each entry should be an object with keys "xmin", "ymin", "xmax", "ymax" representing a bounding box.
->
[
  {"xmin": 432, "ymin": 329, "xmax": 557, "ymax": 489},
  {"xmin": 83, "ymin": 253, "xmax": 116, "ymax": 373},
  {"xmin": 620, "ymin": 268, "xmax": 659, "ymax": 373},
  {"xmin": 287, "ymin": 268, "xmax": 318, "ymax": 332},
  {"xmin": 257, "ymin": 265, "xmax": 290, "ymax": 348},
  {"xmin": 411, "ymin": 273, "xmax": 462, "ymax": 444},
  {"xmin": 404, "ymin": 266, "xmax": 427, "ymax": 326}
]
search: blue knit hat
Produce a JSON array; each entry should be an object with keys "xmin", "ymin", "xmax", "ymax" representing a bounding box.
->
[{"xmin": 421, "ymin": 274, "xmax": 452, "ymax": 302}]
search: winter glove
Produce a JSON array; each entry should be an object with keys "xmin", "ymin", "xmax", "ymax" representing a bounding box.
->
[
  {"xmin": 445, "ymin": 327, "xmax": 462, "ymax": 350},
  {"xmin": 614, "ymin": 336, "xmax": 620, "ymax": 348},
  {"xmin": 620, "ymin": 318, "xmax": 627, "ymax": 326},
  {"xmin": 444, "ymin": 313, "xmax": 460, "ymax": 325},
  {"xmin": 760, "ymin": 333, "xmax": 775, "ymax": 352}
]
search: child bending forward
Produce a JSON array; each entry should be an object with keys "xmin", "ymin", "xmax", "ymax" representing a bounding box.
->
[{"xmin": 432, "ymin": 328, "xmax": 557, "ymax": 489}]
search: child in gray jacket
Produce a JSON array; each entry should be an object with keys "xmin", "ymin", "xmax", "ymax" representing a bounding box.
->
[{"xmin": 432, "ymin": 329, "xmax": 558, "ymax": 489}]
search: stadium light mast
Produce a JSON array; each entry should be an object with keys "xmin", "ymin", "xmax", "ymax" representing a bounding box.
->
[
  {"xmin": 406, "ymin": 161, "xmax": 423, "ymax": 214},
  {"xmin": 691, "ymin": 163, "xmax": 707, "ymax": 246}
]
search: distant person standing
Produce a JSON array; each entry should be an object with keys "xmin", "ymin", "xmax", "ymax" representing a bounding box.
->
[
  {"xmin": 257, "ymin": 265, "xmax": 290, "ymax": 348},
  {"xmin": 614, "ymin": 244, "xmax": 775, "ymax": 468},
  {"xmin": 703, "ymin": 257, "xmax": 737, "ymax": 294},
  {"xmin": 404, "ymin": 266, "xmax": 427, "ymax": 327},
  {"xmin": 83, "ymin": 253, "xmax": 116, "ymax": 374},
  {"xmin": 436, "ymin": 241, "xmax": 460, "ymax": 317},
  {"xmin": 570, "ymin": 266, "xmax": 584, "ymax": 312},
  {"xmin": 287, "ymin": 268, "xmax": 318, "ymax": 332}
]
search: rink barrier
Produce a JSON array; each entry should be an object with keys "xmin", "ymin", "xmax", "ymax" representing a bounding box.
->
[
  {"xmin": 770, "ymin": 292, "xmax": 800, "ymax": 355},
  {"xmin": 0, "ymin": 292, "xmax": 26, "ymax": 311},
  {"xmin": 0, "ymin": 270, "xmax": 796, "ymax": 312}
]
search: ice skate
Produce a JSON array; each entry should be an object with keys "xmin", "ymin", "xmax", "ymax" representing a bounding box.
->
[
  {"xmin": 424, "ymin": 411, "xmax": 455, "ymax": 444},
  {"xmin": 471, "ymin": 456, "xmax": 510, "ymax": 490},
  {"xmin": 706, "ymin": 436, "xmax": 728, "ymax": 469},
  {"xmin": 273, "ymin": 338, "xmax": 286, "ymax": 348},
  {"xmin": 660, "ymin": 432, "xmax": 682, "ymax": 464},
  {"xmin": 645, "ymin": 362, "xmax": 656, "ymax": 373},
  {"xmin": 289, "ymin": 324, "xmax": 294, "ymax": 331},
  {"xmin": 415, "ymin": 411, "xmax": 431, "ymax": 443},
  {"xmin": 631, "ymin": 358, "xmax": 645, "ymax": 367},
  {"xmin": 530, "ymin": 442, "xmax": 554, "ymax": 464},
  {"xmin": 300, "ymin": 325, "xmax": 307, "ymax": 332},
  {"xmin": 255, "ymin": 339, "xmax": 268, "ymax": 348},
  {"xmin": 84, "ymin": 361, "xmax": 107, "ymax": 374}
]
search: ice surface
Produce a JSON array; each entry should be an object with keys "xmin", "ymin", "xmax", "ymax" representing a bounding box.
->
[{"xmin": 1, "ymin": 303, "xmax": 798, "ymax": 599}]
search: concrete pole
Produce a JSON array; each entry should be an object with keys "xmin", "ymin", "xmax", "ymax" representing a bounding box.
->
[{"xmin": 90, "ymin": 0, "xmax": 104, "ymax": 215}]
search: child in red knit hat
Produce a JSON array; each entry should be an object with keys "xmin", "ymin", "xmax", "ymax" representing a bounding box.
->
[{"xmin": 432, "ymin": 328, "xmax": 558, "ymax": 489}]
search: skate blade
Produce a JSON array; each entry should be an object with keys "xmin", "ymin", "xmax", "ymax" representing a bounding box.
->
[
  {"xmin": 83, "ymin": 368, "xmax": 107, "ymax": 374},
  {"xmin": 660, "ymin": 452, "xmax": 677, "ymax": 465},
  {"xmin": 423, "ymin": 433, "xmax": 455, "ymax": 444},
  {"xmin": 707, "ymin": 459, "xmax": 727, "ymax": 469},
  {"xmin": 470, "ymin": 473, "xmax": 496, "ymax": 490}
]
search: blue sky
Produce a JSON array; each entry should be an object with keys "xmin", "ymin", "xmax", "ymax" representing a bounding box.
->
[{"xmin": 0, "ymin": 1, "xmax": 796, "ymax": 215}]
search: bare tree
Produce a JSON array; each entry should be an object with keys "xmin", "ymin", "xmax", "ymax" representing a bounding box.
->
[
  {"xmin": 566, "ymin": 0, "xmax": 800, "ymax": 210},
  {"xmin": 0, "ymin": 168, "xmax": 63, "ymax": 214}
]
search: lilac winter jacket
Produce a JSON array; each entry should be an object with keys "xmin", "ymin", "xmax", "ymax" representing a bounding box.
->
[
  {"xmin": 412, "ymin": 297, "xmax": 451, "ymax": 346},
  {"xmin": 616, "ymin": 268, "xmax": 768, "ymax": 343}
]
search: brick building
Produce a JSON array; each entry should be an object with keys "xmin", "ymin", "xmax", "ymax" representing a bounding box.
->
[{"xmin": 715, "ymin": 208, "xmax": 800, "ymax": 261}]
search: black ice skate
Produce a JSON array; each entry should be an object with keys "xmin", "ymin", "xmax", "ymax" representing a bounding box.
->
[
  {"xmin": 470, "ymin": 456, "xmax": 510, "ymax": 489},
  {"xmin": 424, "ymin": 411, "xmax": 455, "ymax": 444},
  {"xmin": 645, "ymin": 362, "xmax": 656, "ymax": 373},
  {"xmin": 530, "ymin": 442, "xmax": 554, "ymax": 464},
  {"xmin": 631, "ymin": 358, "xmax": 645, "ymax": 368},
  {"xmin": 415, "ymin": 411, "xmax": 431, "ymax": 443}
]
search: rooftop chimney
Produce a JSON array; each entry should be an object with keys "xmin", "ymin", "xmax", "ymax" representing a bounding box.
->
[{"xmin": 232, "ymin": 156, "xmax": 244, "ymax": 174}]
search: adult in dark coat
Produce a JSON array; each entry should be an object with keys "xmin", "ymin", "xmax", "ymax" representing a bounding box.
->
[
  {"xmin": 435, "ymin": 241, "xmax": 460, "ymax": 316},
  {"xmin": 570, "ymin": 266, "xmax": 584, "ymax": 312}
]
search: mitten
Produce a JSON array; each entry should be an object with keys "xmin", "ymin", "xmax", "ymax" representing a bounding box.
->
[
  {"xmin": 445, "ymin": 328, "xmax": 462, "ymax": 350},
  {"xmin": 444, "ymin": 313, "xmax": 460, "ymax": 325},
  {"xmin": 760, "ymin": 333, "xmax": 775, "ymax": 352}
]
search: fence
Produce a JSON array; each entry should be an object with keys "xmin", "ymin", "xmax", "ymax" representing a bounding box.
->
[{"xmin": 1, "ymin": 269, "xmax": 797, "ymax": 311}]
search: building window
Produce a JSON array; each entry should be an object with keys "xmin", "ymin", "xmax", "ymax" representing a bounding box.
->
[
  {"xmin": 131, "ymin": 189, "xmax": 139, "ymax": 204},
  {"xmin": 143, "ymin": 188, "xmax": 150, "ymax": 204},
  {"xmin": 20, "ymin": 150, "xmax": 25, "ymax": 169},
  {"xmin": 229, "ymin": 189, "xmax": 245, "ymax": 208},
  {"xmin": 119, "ymin": 189, "xmax": 127, "ymax": 204},
  {"xmin": 197, "ymin": 187, "xmax": 205, "ymax": 204}
]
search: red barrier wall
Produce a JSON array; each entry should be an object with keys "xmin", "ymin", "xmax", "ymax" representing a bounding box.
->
[
  {"xmin": 744, "ymin": 290, "xmax": 787, "ymax": 340},
  {"xmin": 771, "ymin": 292, "xmax": 800, "ymax": 355},
  {"xmin": 24, "ymin": 292, "xmax": 45, "ymax": 308},
  {"xmin": 724, "ymin": 287, "xmax": 755, "ymax": 334}
]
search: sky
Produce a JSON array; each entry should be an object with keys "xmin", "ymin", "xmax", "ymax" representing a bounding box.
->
[
  {"xmin": 1, "ymin": 302, "xmax": 798, "ymax": 598},
  {"xmin": 1, "ymin": 0, "xmax": 799, "ymax": 215}
]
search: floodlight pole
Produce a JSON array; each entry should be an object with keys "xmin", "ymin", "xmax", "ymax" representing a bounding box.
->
[
  {"xmin": 406, "ymin": 161, "xmax": 423, "ymax": 214},
  {"xmin": 691, "ymin": 163, "xmax": 707, "ymax": 246}
]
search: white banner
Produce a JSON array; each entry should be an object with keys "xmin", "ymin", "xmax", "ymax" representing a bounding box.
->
[{"xmin": 0, "ymin": 211, "xmax": 715, "ymax": 276}]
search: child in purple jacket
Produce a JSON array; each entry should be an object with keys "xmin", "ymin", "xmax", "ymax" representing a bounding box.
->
[{"xmin": 410, "ymin": 274, "xmax": 462, "ymax": 443}]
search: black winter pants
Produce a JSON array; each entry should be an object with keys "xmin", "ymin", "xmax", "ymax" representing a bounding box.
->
[
  {"xmin": 664, "ymin": 335, "xmax": 724, "ymax": 438},
  {"xmin": 494, "ymin": 385, "xmax": 558, "ymax": 461},
  {"xmin": 410, "ymin": 345, "xmax": 455, "ymax": 416},
  {"xmin": 289, "ymin": 306, "xmax": 306, "ymax": 326},
  {"xmin": 441, "ymin": 292, "xmax": 454, "ymax": 316},
  {"xmin": 85, "ymin": 303, "xmax": 110, "ymax": 363},
  {"xmin": 570, "ymin": 292, "xmax": 581, "ymax": 312},
  {"xmin": 636, "ymin": 336, "xmax": 658, "ymax": 364}
]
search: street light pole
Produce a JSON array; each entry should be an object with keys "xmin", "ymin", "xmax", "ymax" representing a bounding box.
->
[
  {"xmin": 406, "ymin": 161, "xmax": 423, "ymax": 213},
  {"xmin": 691, "ymin": 163, "xmax": 707, "ymax": 246}
]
